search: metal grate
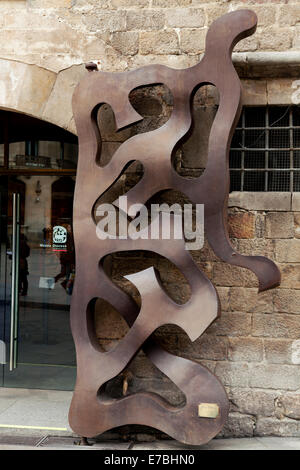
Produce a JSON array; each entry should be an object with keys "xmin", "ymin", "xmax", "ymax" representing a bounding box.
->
[{"xmin": 230, "ymin": 106, "xmax": 300, "ymax": 192}]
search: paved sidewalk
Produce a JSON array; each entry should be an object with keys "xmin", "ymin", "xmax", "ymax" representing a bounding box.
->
[
  {"xmin": 0, "ymin": 388, "xmax": 299, "ymax": 450},
  {"xmin": 0, "ymin": 436, "xmax": 299, "ymax": 450}
]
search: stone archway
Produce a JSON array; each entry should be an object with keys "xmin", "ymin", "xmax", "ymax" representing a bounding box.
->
[{"xmin": 0, "ymin": 58, "xmax": 86, "ymax": 135}]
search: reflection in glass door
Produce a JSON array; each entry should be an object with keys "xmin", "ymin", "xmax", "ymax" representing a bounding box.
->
[{"xmin": 0, "ymin": 175, "xmax": 76, "ymax": 390}]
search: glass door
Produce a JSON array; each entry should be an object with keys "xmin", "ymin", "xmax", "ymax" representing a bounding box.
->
[{"xmin": 0, "ymin": 175, "xmax": 76, "ymax": 390}]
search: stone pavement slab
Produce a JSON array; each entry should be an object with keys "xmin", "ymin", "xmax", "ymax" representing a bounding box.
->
[
  {"xmin": 0, "ymin": 437, "xmax": 300, "ymax": 450},
  {"xmin": 0, "ymin": 388, "xmax": 300, "ymax": 450},
  {"xmin": 0, "ymin": 387, "xmax": 73, "ymax": 437}
]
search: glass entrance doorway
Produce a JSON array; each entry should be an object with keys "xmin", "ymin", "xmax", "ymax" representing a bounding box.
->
[
  {"xmin": 0, "ymin": 111, "xmax": 78, "ymax": 391},
  {"xmin": 0, "ymin": 175, "xmax": 76, "ymax": 390}
]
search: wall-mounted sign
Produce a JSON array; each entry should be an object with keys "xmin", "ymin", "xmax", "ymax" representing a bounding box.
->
[
  {"xmin": 39, "ymin": 277, "xmax": 55, "ymax": 289},
  {"xmin": 52, "ymin": 225, "xmax": 67, "ymax": 252},
  {"xmin": 15, "ymin": 155, "xmax": 51, "ymax": 168}
]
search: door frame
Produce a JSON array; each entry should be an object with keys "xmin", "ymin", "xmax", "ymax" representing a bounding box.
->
[{"xmin": 0, "ymin": 168, "xmax": 76, "ymax": 389}]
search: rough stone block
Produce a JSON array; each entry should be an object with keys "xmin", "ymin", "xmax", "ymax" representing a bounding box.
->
[
  {"xmin": 191, "ymin": 0, "xmax": 224, "ymax": 2},
  {"xmin": 208, "ymin": 312, "xmax": 252, "ymax": 337},
  {"xmin": 228, "ymin": 211, "xmax": 255, "ymax": 239},
  {"xmin": 254, "ymin": 5, "xmax": 277, "ymax": 27},
  {"xmin": 83, "ymin": 10, "xmax": 127, "ymax": 33},
  {"xmin": 97, "ymin": 104, "xmax": 131, "ymax": 142},
  {"xmin": 291, "ymin": 339, "xmax": 300, "ymax": 365},
  {"xmin": 292, "ymin": 25, "xmax": 300, "ymax": 49},
  {"xmin": 231, "ymin": 4, "xmax": 277, "ymax": 27},
  {"xmin": 29, "ymin": 0, "xmax": 71, "ymax": 7},
  {"xmin": 129, "ymin": 377, "xmax": 185, "ymax": 407},
  {"xmin": 153, "ymin": 0, "xmax": 192, "ymax": 6},
  {"xmin": 85, "ymin": 42, "xmax": 128, "ymax": 74},
  {"xmin": 111, "ymin": 0, "xmax": 149, "ymax": 7},
  {"xmin": 69, "ymin": 0, "xmax": 109, "ymax": 11},
  {"xmin": 112, "ymin": 256, "xmax": 156, "ymax": 277},
  {"xmin": 278, "ymin": 4, "xmax": 300, "ymax": 26},
  {"xmin": 165, "ymin": 8, "xmax": 205, "ymax": 28},
  {"xmin": 265, "ymin": 212, "xmax": 294, "ymax": 239},
  {"xmin": 129, "ymin": 82, "xmax": 170, "ymax": 115},
  {"xmin": 277, "ymin": 393, "xmax": 300, "ymax": 420},
  {"xmin": 43, "ymin": 64, "xmax": 86, "ymax": 131},
  {"xmin": 127, "ymin": 10, "xmax": 165, "ymax": 31},
  {"xmin": 278, "ymin": 263, "xmax": 300, "ymax": 289},
  {"xmin": 0, "ymin": 0, "xmax": 26, "ymax": 8},
  {"xmin": 241, "ymin": 79, "xmax": 267, "ymax": 105},
  {"xmin": 255, "ymin": 213, "xmax": 265, "ymax": 238},
  {"xmin": 196, "ymin": 334, "xmax": 228, "ymax": 361},
  {"xmin": 190, "ymin": 84, "xmax": 219, "ymax": 107},
  {"xmin": 249, "ymin": 364, "xmax": 300, "ymax": 390},
  {"xmin": 274, "ymin": 289, "xmax": 300, "ymax": 313},
  {"xmin": 292, "ymin": 194, "xmax": 300, "ymax": 212},
  {"xmin": 127, "ymin": 354, "xmax": 166, "ymax": 380},
  {"xmin": 255, "ymin": 417, "xmax": 300, "ymax": 437},
  {"xmin": 4, "ymin": 11, "xmax": 57, "ymax": 30},
  {"xmin": 267, "ymin": 79, "xmax": 295, "ymax": 105},
  {"xmin": 175, "ymin": 333, "xmax": 228, "ymax": 361},
  {"xmin": 205, "ymin": 5, "xmax": 229, "ymax": 26},
  {"xmin": 110, "ymin": 32, "xmax": 139, "ymax": 56},
  {"xmin": 258, "ymin": 28, "xmax": 292, "ymax": 51},
  {"xmin": 229, "ymin": 287, "xmax": 274, "ymax": 313},
  {"xmin": 253, "ymin": 313, "xmax": 300, "ymax": 339},
  {"xmin": 94, "ymin": 299, "xmax": 129, "ymax": 341},
  {"xmin": 191, "ymin": 239, "xmax": 219, "ymax": 263},
  {"xmin": 215, "ymin": 362, "xmax": 249, "ymax": 388},
  {"xmin": 265, "ymin": 338, "xmax": 300, "ymax": 365},
  {"xmin": 153, "ymin": 329, "xmax": 178, "ymax": 354},
  {"xmin": 100, "ymin": 142, "xmax": 121, "ymax": 166},
  {"xmin": 197, "ymin": 360, "xmax": 216, "ymax": 374},
  {"xmin": 236, "ymin": 239, "xmax": 276, "ymax": 260},
  {"xmin": 234, "ymin": 35, "xmax": 258, "ymax": 52},
  {"xmin": 191, "ymin": 261, "xmax": 213, "ymax": 280},
  {"xmin": 228, "ymin": 337, "xmax": 264, "ymax": 362},
  {"xmin": 181, "ymin": 106, "xmax": 216, "ymax": 169},
  {"xmin": 228, "ymin": 388, "xmax": 277, "ymax": 417},
  {"xmin": 216, "ymin": 286, "xmax": 230, "ymax": 312},
  {"xmin": 218, "ymin": 412, "xmax": 255, "ymax": 438},
  {"xmin": 127, "ymin": 53, "xmax": 198, "ymax": 71},
  {"xmin": 228, "ymin": 192, "xmax": 291, "ymax": 211},
  {"xmin": 179, "ymin": 28, "xmax": 206, "ymax": 54},
  {"xmin": 213, "ymin": 262, "xmax": 257, "ymax": 288},
  {"xmin": 14, "ymin": 63, "xmax": 56, "ymax": 118},
  {"xmin": 275, "ymin": 240, "xmax": 300, "ymax": 263},
  {"xmin": 264, "ymin": 339, "xmax": 295, "ymax": 365},
  {"xmin": 294, "ymin": 213, "xmax": 300, "ymax": 239},
  {"xmin": 140, "ymin": 30, "xmax": 179, "ymax": 55},
  {"xmin": 0, "ymin": 28, "xmax": 79, "ymax": 61}
]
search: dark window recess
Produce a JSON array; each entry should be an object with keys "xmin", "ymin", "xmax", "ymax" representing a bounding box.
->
[
  {"xmin": 230, "ymin": 106, "xmax": 300, "ymax": 192},
  {"xmin": 0, "ymin": 110, "xmax": 78, "ymax": 170}
]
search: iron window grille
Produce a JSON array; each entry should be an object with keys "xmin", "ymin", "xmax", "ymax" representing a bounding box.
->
[{"xmin": 229, "ymin": 105, "xmax": 300, "ymax": 192}]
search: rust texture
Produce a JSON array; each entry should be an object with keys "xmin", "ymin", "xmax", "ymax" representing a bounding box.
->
[{"xmin": 69, "ymin": 10, "xmax": 280, "ymax": 445}]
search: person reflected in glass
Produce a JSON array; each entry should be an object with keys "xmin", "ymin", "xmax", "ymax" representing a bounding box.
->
[
  {"xmin": 54, "ymin": 224, "xmax": 75, "ymax": 294},
  {"xmin": 19, "ymin": 233, "xmax": 30, "ymax": 296}
]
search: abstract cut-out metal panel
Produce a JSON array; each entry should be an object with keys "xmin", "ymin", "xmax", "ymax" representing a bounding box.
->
[{"xmin": 69, "ymin": 10, "xmax": 281, "ymax": 445}]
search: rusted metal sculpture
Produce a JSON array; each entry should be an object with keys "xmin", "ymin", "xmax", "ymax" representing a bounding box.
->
[{"xmin": 69, "ymin": 10, "xmax": 280, "ymax": 445}]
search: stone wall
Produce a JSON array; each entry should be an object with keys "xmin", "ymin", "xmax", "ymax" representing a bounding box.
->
[
  {"xmin": 0, "ymin": 0, "xmax": 300, "ymax": 440},
  {"xmin": 0, "ymin": 1, "xmax": 299, "ymax": 73}
]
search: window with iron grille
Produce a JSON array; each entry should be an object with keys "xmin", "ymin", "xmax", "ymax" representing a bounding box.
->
[{"xmin": 230, "ymin": 106, "xmax": 300, "ymax": 192}]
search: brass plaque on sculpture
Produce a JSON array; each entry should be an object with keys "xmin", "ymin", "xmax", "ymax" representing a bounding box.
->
[{"xmin": 198, "ymin": 403, "xmax": 220, "ymax": 419}]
